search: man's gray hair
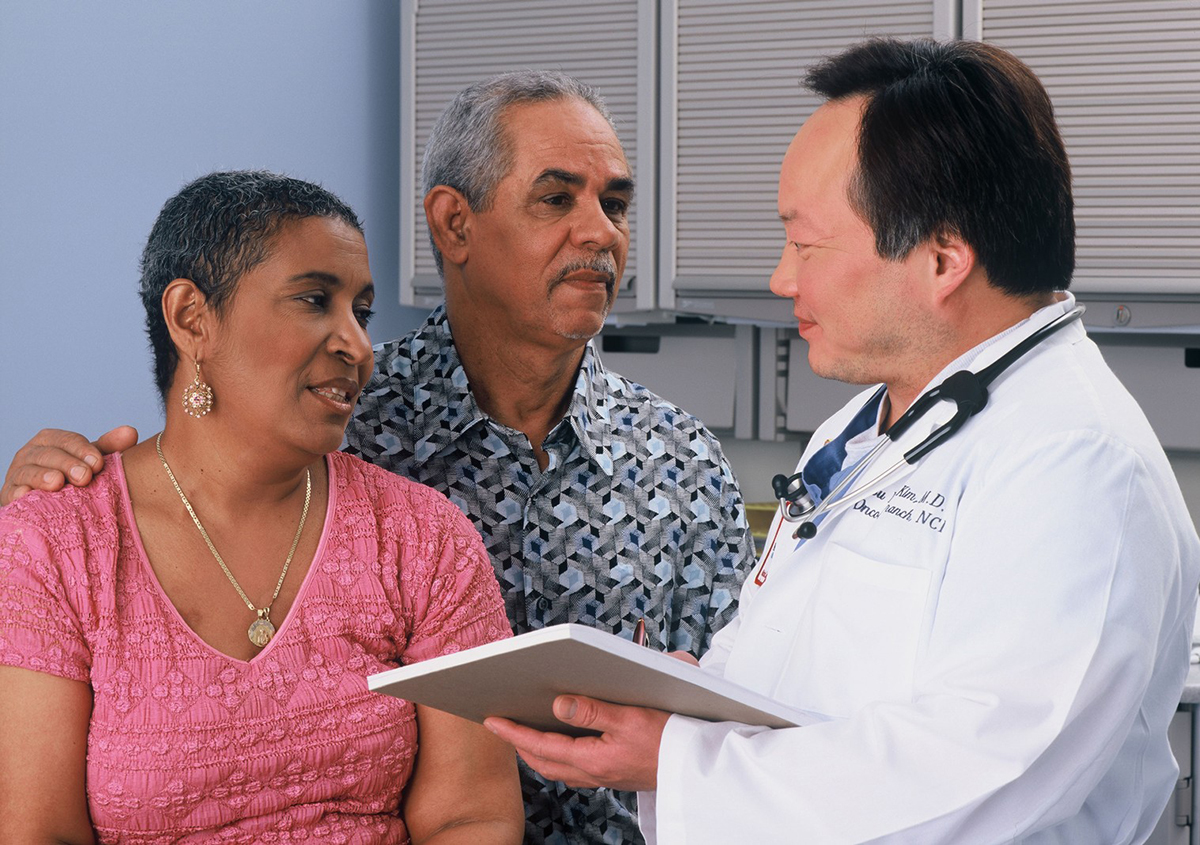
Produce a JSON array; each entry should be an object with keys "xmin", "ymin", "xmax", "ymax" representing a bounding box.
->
[{"xmin": 421, "ymin": 70, "xmax": 617, "ymax": 275}]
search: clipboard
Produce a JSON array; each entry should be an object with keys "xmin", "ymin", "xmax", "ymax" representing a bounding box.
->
[{"xmin": 367, "ymin": 623, "xmax": 814, "ymax": 737}]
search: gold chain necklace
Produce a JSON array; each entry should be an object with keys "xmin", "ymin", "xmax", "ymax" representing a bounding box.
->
[{"xmin": 155, "ymin": 432, "xmax": 311, "ymax": 648}]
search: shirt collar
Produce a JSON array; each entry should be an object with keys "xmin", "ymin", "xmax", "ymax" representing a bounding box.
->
[
  {"xmin": 408, "ymin": 304, "xmax": 615, "ymax": 476},
  {"xmin": 802, "ymin": 386, "xmax": 886, "ymax": 501},
  {"xmin": 402, "ymin": 305, "xmax": 488, "ymax": 459},
  {"xmin": 879, "ymin": 292, "xmax": 1082, "ymax": 452},
  {"xmin": 927, "ymin": 291, "xmax": 1080, "ymax": 389},
  {"xmin": 558, "ymin": 343, "xmax": 616, "ymax": 477}
]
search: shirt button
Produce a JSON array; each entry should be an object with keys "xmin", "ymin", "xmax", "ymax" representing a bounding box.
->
[{"xmin": 536, "ymin": 597, "xmax": 550, "ymax": 611}]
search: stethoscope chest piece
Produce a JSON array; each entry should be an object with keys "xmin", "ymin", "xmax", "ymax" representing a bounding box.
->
[
  {"xmin": 773, "ymin": 473, "xmax": 814, "ymax": 520},
  {"xmin": 772, "ymin": 472, "xmax": 820, "ymax": 539}
]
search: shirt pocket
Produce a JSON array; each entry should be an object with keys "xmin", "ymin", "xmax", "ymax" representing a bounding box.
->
[{"xmin": 787, "ymin": 544, "xmax": 931, "ymax": 718}]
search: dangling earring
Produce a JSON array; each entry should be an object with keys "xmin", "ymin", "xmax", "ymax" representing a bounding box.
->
[{"xmin": 181, "ymin": 360, "xmax": 214, "ymax": 417}]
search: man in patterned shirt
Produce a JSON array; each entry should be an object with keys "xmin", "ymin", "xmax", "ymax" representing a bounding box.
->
[{"xmin": 1, "ymin": 71, "xmax": 754, "ymax": 844}]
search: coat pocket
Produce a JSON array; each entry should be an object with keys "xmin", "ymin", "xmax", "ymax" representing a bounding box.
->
[{"xmin": 790, "ymin": 544, "xmax": 931, "ymax": 718}]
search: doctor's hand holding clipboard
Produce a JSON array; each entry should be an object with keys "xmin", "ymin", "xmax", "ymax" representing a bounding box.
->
[{"xmin": 483, "ymin": 618, "xmax": 701, "ymax": 791}]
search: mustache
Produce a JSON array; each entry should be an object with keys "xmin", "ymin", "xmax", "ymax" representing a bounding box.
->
[{"xmin": 550, "ymin": 256, "xmax": 618, "ymax": 289}]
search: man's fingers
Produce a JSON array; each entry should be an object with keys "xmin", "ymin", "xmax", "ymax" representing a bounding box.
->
[
  {"xmin": 553, "ymin": 695, "xmax": 621, "ymax": 732},
  {"xmin": 483, "ymin": 717, "xmax": 589, "ymax": 769},
  {"xmin": 93, "ymin": 425, "xmax": 139, "ymax": 456},
  {"xmin": 28, "ymin": 429, "xmax": 103, "ymax": 469},
  {"xmin": 666, "ymin": 650, "xmax": 700, "ymax": 666},
  {"xmin": 484, "ymin": 716, "xmax": 577, "ymax": 759},
  {"xmin": 1, "ymin": 427, "xmax": 130, "ymax": 507},
  {"xmin": 1, "ymin": 444, "xmax": 73, "ymax": 506},
  {"xmin": 3, "ymin": 485, "xmax": 33, "ymax": 503},
  {"xmin": 483, "ymin": 717, "xmax": 602, "ymax": 789},
  {"xmin": 485, "ymin": 701, "xmax": 664, "ymax": 793}
]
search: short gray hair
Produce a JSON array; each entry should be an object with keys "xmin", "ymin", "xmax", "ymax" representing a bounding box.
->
[{"xmin": 421, "ymin": 70, "xmax": 617, "ymax": 275}]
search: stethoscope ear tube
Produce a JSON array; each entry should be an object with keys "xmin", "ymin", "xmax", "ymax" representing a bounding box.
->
[{"xmin": 900, "ymin": 370, "xmax": 989, "ymax": 464}]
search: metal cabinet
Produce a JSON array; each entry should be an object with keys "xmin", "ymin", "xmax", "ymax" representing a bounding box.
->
[
  {"xmin": 398, "ymin": 0, "xmax": 658, "ymax": 313},
  {"xmin": 398, "ymin": 0, "xmax": 951, "ymax": 321},
  {"xmin": 1148, "ymin": 706, "xmax": 1194, "ymax": 845},
  {"xmin": 597, "ymin": 322, "xmax": 758, "ymax": 437},
  {"xmin": 661, "ymin": 0, "xmax": 950, "ymax": 322},
  {"xmin": 400, "ymin": 1, "xmax": 1200, "ymax": 328},
  {"xmin": 969, "ymin": 0, "xmax": 1200, "ymax": 306}
]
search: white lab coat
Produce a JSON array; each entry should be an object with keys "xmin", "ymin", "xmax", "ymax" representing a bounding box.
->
[{"xmin": 641, "ymin": 295, "xmax": 1200, "ymax": 844}]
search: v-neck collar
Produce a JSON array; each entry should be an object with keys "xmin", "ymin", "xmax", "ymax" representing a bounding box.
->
[{"xmin": 112, "ymin": 451, "xmax": 337, "ymax": 666}]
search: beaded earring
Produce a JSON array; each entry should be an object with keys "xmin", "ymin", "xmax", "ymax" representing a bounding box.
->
[{"xmin": 181, "ymin": 360, "xmax": 214, "ymax": 417}]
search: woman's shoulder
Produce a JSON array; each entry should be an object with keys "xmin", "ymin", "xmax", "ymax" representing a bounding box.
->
[
  {"xmin": 0, "ymin": 459, "xmax": 127, "ymax": 676},
  {"xmin": 329, "ymin": 450, "xmax": 463, "ymax": 521},
  {"xmin": 327, "ymin": 453, "xmax": 489, "ymax": 586},
  {"xmin": 0, "ymin": 458, "xmax": 126, "ymax": 550}
]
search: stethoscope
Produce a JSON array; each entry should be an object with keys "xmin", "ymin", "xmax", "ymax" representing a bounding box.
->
[{"xmin": 771, "ymin": 305, "xmax": 1085, "ymax": 541}]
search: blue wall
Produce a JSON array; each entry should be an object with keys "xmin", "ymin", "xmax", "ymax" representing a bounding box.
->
[{"xmin": 0, "ymin": 1, "xmax": 426, "ymax": 461}]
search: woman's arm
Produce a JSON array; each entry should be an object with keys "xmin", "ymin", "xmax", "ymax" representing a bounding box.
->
[
  {"xmin": 403, "ymin": 705, "xmax": 523, "ymax": 845},
  {"xmin": 0, "ymin": 666, "xmax": 95, "ymax": 845}
]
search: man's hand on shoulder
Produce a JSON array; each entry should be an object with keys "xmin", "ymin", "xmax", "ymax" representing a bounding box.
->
[{"xmin": 1, "ymin": 426, "xmax": 138, "ymax": 506}]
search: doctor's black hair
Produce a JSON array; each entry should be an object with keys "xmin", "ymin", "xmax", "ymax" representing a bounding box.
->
[
  {"xmin": 138, "ymin": 170, "xmax": 363, "ymax": 403},
  {"xmin": 804, "ymin": 38, "xmax": 1074, "ymax": 296}
]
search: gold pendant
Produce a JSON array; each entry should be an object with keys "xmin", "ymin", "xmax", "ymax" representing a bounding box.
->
[{"xmin": 247, "ymin": 613, "xmax": 275, "ymax": 647}]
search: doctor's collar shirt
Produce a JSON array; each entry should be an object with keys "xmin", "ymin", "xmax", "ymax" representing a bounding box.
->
[{"xmin": 344, "ymin": 304, "xmax": 753, "ymax": 845}]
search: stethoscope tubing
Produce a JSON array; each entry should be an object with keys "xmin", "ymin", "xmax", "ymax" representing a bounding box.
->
[
  {"xmin": 788, "ymin": 453, "xmax": 913, "ymax": 535},
  {"xmin": 774, "ymin": 305, "xmax": 1085, "ymax": 539}
]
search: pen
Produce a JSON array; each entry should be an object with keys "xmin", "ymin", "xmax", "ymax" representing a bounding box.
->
[{"xmin": 634, "ymin": 617, "xmax": 649, "ymax": 648}]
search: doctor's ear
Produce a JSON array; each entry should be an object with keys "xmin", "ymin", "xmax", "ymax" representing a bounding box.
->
[
  {"xmin": 928, "ymin": 230, "xmax": 976, "ymax": 303},
  {"xmin": 161, "ymin": 279, "xmax": 213, "ymax": 363},
  {"xmin": 424, "ymin": 186, "xmax": 471, "ymax": 266}
]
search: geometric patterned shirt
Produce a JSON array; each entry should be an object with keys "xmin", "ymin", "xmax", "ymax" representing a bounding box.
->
[{"xmin": 344, "ymin": 305, "xmax": 755, "ymax": 845}]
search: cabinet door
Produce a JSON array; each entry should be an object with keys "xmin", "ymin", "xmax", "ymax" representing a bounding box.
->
[
  {"xmin": 972, "ymin": 0, "xmax": 1200, "ymax": 305},
  {"xmin": 660, "ymin": 0, "xmax": 947, "ymax": 322},
  {"xmin": 1145, "ymin": 707, "xmax": 1192, "ymax": 845},
  {"xmin": 399, "ymin": 0, "xmax": 657, "ymax": 312}
]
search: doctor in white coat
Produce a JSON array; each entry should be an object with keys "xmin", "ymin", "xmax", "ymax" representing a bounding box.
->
[{"xmin": 486, "ymin": 38, "xmax": 1200, "ymax": 844}]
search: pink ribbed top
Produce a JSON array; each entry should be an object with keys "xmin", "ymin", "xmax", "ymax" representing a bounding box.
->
[{"xmin": 0, "ymin": 450, "xmax": 511, "ymax": 844}]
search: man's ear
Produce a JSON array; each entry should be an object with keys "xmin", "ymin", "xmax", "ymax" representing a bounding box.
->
[
  {"xmin": 928, "ymin": 229, "xmax": 977, "ymax": 306},
  {"xmin": 424, "ymin": 186, "xmax": 472, "ymax": 267},
  {"xmin": 162, "ymin": 279, "xmax": 213, "ymax": 366}
]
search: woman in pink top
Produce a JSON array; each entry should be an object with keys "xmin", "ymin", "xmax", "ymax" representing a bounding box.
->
[{"xmin": 0, "ymin": 172, "xmax": 523, "ymax": 844}]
